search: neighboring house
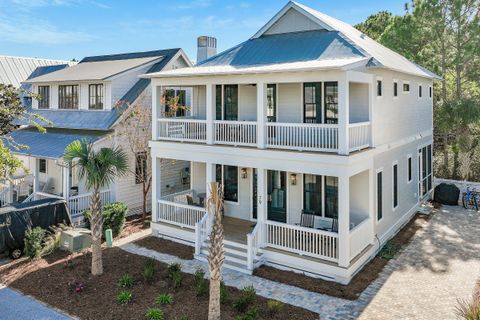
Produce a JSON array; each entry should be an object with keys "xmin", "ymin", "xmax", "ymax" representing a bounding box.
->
[
  {"xmin": 145, "ymin": 1, "xmax": 439, "ymax": 284},
  {"xmin": 2, "ymin": 49, "xmax": 192, "ymax": 221}
]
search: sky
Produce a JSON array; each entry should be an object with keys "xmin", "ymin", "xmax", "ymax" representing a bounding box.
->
[{"xmin": 0, "ymin": 0, "xmax": 406, "ymax": 62}]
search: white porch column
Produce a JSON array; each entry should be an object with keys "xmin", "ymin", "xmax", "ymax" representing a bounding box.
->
[
  {"xmin": 338, "ymin": 78, "xmax": 350, "ymax": 155},
  {"xmin": 62, "ymin": 165, "xmax": 70, "ymax": 202},
  {"xmin": 338, "ymin": 174, "xmax": 350, "ymax": 267},
  {"xmin": 151, "ymin": 157, "xmax": 162, "ymax": 223},
  {"xmin": 256, "ymin": 82, "xmax": 267, "ymax": 149},
  {"xmin": 32, "ymin": 158, "xmax": 38, "ymax": 198},
  {"xmin": 206, "ymin": 84, "xmax": 215, "ymax": 145},
  {"xmin": 152, "ymin": 84, "xmax": 159, "ymax": 141},
  {"xmin": 205, "ymin": 162, "xmax": 216, "ymax": 233},
  {"xmin": 256, "ymin": 168, "xmax": 267, "ymax": 246},
  {"xmin": 368, "ymin": 80, "xmax": 375, "ymax": 147}
]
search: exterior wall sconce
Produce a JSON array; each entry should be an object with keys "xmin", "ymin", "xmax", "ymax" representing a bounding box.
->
[
  {"xmin": 241, "ymin": 168, "xmax": 248, "ymax": 179},
  {"xmin": 290, "ymin": 173, "xmax": 297, "ymax": 185}
]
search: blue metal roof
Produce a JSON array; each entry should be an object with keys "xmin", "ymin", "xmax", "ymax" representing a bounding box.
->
[
  {"xmin": 4, "ymin": 128, "xmax": 107, "ymax": 159},
  {"xmin": 80, "ymin": 48, "xmax": 181, "ymax": 63},
  {"xmin": 26, "ymin": 64, "xmax": 70, "ymax": 80},
  {"xmin": 198, "ymin": 30, "xmax": 364, "ymax": 67}
]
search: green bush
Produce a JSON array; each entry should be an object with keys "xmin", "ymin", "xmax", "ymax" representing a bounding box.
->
[
  {"xmin": 143, "ymin": 258, "xmax": 156, "ymax": 284},
  {"xmin": 378, "ymin": 241, "xmax": 402, "ymax": 260},
  {"xmin": 118, "ymin": 274, "xmax": 134, "ymax": 288},
  {"xmin": 167, "ymin": 263, "xmax": 183, "ymax": 289},
  {"xmin": 235, "ymin": 308, "xmax": 258, "ymax": 320},
  {"xmin": 220, "ymin": 281, "xmax": 229, "ymax": 304},
  {"xmin": 233, "ymin": 285, "xmax": 257, "ymax": 313},
  {"xmin": 24, "ymin": 227, "xmax": 46, "ymax": 259},
  {"xmin": 193, "ymin": 269, "xmax": 208, "ymax": 297},
  {"xmin": 155, "ymin": 293, "xmax": 174, "ymax": 305},
  {"xmin": 117, "ymin": 291, "xmax": 132, "ymax": 304},
  {"xmin": 84, "ymin": 202, "xmax": 128, "ymax": 238},
  {"xmin": 242, "ymin": 285, "xmax": 256, "ymax": 303},
  {"xmin": 266, "ymin": 300, "xmax": 284, "ymax": 315},
  {"xmin": 145, "ymin": 308, "xmax": 164, "ymax": 320}
]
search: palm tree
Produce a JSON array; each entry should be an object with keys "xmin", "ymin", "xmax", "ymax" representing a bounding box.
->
[
  {"xmin": 207, "ymin": 182, "xmax": 225, "ymax": 320},
  {"xmin": 64, "ymin": 138, "xmax": 128, "ymax": 276}
]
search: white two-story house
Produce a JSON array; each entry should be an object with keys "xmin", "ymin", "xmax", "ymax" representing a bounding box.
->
[
  {"xmin": 145, "ymin": 1, "xmax": 438, "ymax": 284},
  {"xmin": 3, "ymin": 49, "xmax": 192, "ymax": 221}
]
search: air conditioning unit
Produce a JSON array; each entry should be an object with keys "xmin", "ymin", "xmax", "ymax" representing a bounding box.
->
[{"xmin": 60, "ymin": 228, "xmax": 91, "ymax": 252}]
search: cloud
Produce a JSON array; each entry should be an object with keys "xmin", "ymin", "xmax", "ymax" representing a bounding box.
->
[
  {"xmin": 171, "ymin": 0, "xmax": 211, "ymax": 10},
  {"xmin": 8, "ymin": 0, "xmax": 108, "ymax": 9}
]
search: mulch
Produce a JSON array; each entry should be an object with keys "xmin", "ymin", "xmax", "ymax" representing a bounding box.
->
[
  {"xmin": 254, "ymin": 211, "xmax": 433, "ymax": 300},
  {"xmin": 134, "ymin": 236, "xmax": 195, "ymax": 260},
  {"xmin": 1, "ymin": 248, "xmax": 317, "ymax": 320},
  {"xmin": 116, "ymin": 214, "xmax": 151, "ymax": 240}
]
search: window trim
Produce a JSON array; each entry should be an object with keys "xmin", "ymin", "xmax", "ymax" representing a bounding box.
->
[
  {"xmin": 392, "ymin": 161, "xmax": 399, "ymax": 210},
  {"xmin": 37, "ymin": 85, "xmax": 50, "ymax": 109},
  {"xmin": 407, "ymin": 154, "xmax": 413, "ymax": 183},
  {"xmin": 376, "ymin": 168, "xmax": 384, "ymax": 222},
  {"xmin": 402, "ymin": 81, "xmax": 410, "ymax": 94}
]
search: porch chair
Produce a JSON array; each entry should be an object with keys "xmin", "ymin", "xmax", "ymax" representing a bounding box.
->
[{"xmin": 296, "ymin": 210, "xmax": 315, "ymax": 228}]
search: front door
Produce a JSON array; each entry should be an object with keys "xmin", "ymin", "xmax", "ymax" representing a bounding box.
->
[{"xmin": 267, "ymin": 170, "xmax": 287, "ymax": 223}]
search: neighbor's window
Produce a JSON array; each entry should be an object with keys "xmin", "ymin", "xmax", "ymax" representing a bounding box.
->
[
  {"xmin": 216, "ymin": 164, "xmax": 238, "ymax": 202},
  {"xmin": 393, "ymin": 163, "xmax": 398, "ymax": 209},
  {"xmin": 393, "ymin": 81, "xmax": 398, "ymax": 97},
  {"xmin": 377, "ymin": 80, "xmax": 382, "ymax": 96},
  {"xmin": 38, "ymin": 158, "xmax": 47, "ymax": 174},
  {"xmin": 38, "ymin": 86, "xmax": 50, "ymax": 109},
  {"xmin": 58, "ymin": 85, "xmax": 79, "ymax": 109},
  {"xmin": 429, "ymin": 86, "xmax": 432, "ymax": 98},
  {"xmin": 408, "ymin": 155, "xmax": 412, "ymax": 182},
  {"xmin": 377, "ymin": 170, "xmax": 383, "ymax": 221},
  {"xmin": 89, "ymin": 84, "xmax": 103, "ymax": 110},
  {"xmin": 403, "ymin": 82, "xmax": 410, "ymax": 93},
  {"xmin": 419, "ymin": 85, "xmax": 423, "ymax": 98},
  {"xmin": 135, "ymin": 152, "xmax": 148, "ymax": 184}
]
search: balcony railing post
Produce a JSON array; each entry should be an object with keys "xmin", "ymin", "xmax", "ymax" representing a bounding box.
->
[{"xmin": 257, "ymin": 82, "xmax": 266, "ymax": 149}]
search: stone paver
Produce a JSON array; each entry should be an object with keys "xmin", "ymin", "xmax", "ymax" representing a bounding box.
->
[{"xmin": 0, "ymin": 285, "xmax": 73, "ymax": 320}]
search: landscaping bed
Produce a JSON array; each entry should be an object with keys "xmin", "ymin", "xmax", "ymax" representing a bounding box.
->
[
  {"xmin": 1, "ymin": 248, "xmax": 317, "ymax": 320},
  {"xmin": 254, "ymin": 212, "xmax": 433, "ymax": 300},
  {"xmin": 116, "ymin": 213, "xmax": 150, "ymax": 240},
  {"xmin": 134, "ymin": 236, "xmax": 194, "ymax": 260}
]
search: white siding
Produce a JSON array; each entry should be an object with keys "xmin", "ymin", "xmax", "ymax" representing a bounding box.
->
[
  {"xmin": 349, "ymin": 82, "xmax": 369, "ymax": 123},
  {"xmin": 277, "ymin": 83, "xmax": 302, "ymax": 122},
  {"xmin": 238, "ymin": 84, "xmax": 257, "ymax": 121}
]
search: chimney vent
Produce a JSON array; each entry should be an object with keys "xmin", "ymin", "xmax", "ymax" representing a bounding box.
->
[{"xmin": 197, "ymin": 36, "xmax": 217, "ymax": 64}]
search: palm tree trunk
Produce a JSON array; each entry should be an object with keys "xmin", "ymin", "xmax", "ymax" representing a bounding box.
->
[
  {"xmin": 207, "ymin": 182, "xmax": 224, "ymax": 320},
  {"xmin": 90, "ymin": 187, "xmax": 103, "ymax": 276}
]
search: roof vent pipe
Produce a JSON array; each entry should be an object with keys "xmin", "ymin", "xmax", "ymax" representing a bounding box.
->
[{"xmin": 196, "ymin": 36, "xmax": 217, "ymax": 64}]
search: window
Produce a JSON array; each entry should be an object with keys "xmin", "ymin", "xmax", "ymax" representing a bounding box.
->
[
  {"xmin": 429, "ymin": 86, "xmax": 432, "ymax": 98},
  {"xmin": 302, "ymin": 174, "xmax": 338, "ymax": 219},
  {"xmin": 419, "ymin": 145, "xmax": 433, "ymax": 196},
  {"xmin": 393, "ymin": 81, "xmax": 398, "ymax": 97},
  {"xmin": 215, "ymin": 85, "xmax": 222, "ymax": 120},
  {"xmin": 89, "ymin": 84, "xmax": 103, "ymax": 110},
  {"xmin": 324, "ymin": 82, "xmax": 338, "ymax": 124},
  {"xmin": 377, "ymin": 170, "xmax": 383, "ymax": 221},
  {"xmin": 164, "ymin": 89, "xmax": 186, "ymax": 117},
  {"xmin": 377, "ymin": 80, "xmax": 382, "ymax": 96},
  {"xmin": 266, "ymin": 84, "xmax": 277, "ymax": 122},
  {"xmin": 38, "ymin": 159, "xmax": 47, "ymax": 174},
  {"xmin": 419, "ymin": 85, "xmax": 422, "ymax": 98},
  {"xmin": 135, "ymin": 152, "xmax": 148, "ymax": 184},
  {"xmin": 303, "ymin": 83, "xmax": 321, "ymax": 123},
  {"xmin": 408, "ymin": 155, "xmax": 412, "ymax": 183},
  {"xmin": 393, "ymin": 163, "xmax": 398, "ymax": 209},
  {"xmin": 403, "ymin": 82, "xmax": 410, "ymax": 93},
  {"xmin": 215, "ymin": 85, "xmax": 238, "ymax": 120},
  {"xmin": 58, "ymin": 85, "xmax": 79, "ymax": 109},
  {"xmin": 38, "ymin": 86, "xmax": 50, "ymax": 109},
  {"xmin": 216, "ymin": 165, "xmax": 238, "ymax": 202}
]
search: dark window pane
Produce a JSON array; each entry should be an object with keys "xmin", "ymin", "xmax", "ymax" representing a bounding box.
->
[
  {"xmin": 377, "ymin": 171, "xmax": 382, "ymax": 220},
  {"xmin": 393, "ymin": 164, "xmax": 398, "ymax": 207},
  {"xmin": 303, "ymin": 174, "xmax": 322, "ymax": 215},
  {"xmin": 224, "ymin": 85, "xmax": 238, "ymax": 120},
  {"xmin": 403, "ymin": 83, "xmax": 410, "ymax": 92},
  {"xmin": 408, "ymin": 157, "xmax": 412, "ymax": 181},
  {"xmin": 223, "ymin": 165, "xmax": 238, "ymax": 202},
  {"xmin": 419, "ymin": 85, "xmax": 422, "ymax": 98},
  {"xmin": 267, "ymin": 84, "xmax": 276, "ymax": 122},
  {"xmin": 215, "ymin": 85, "xmax": 222, "ymax": 120},
  {"xmin": 393, "ymin": 82, "xmax": 398, "ymax": 97},
  {"xmin": 38, "ymin": 86, "xmax": 49, "ymax": 109},
  {"xmin": 304, "ymin": 83, "xmax": 321, "ymax": 123},
  {"xmin": 89, "ymin": 84, "xmax": 103, "ymax": 110},
  {"xmin": 377, "ymin": 80, "xmax": 382, "ymax": 96},
  {"xmin": 325, "ymin": 176, "xmax": 338, "ymax": 218},
  {"xmin": 59, "ymin": 85, "xmax": 78, "ymax": 109},
  {"xmin": 324, "ymin": 82, "xmax": 338, "ymax": 124},
  {"xmin": 39, "ymin": 159, "xmax": 47, "ymax": 174}
]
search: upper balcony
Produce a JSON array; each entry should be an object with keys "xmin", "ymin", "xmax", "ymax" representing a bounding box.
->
[{"xmin": 152, "ymin": 73, "xmax": 374, "ymax": 155}]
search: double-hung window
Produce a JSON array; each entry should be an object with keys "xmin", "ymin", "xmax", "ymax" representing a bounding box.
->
[
  {"xmin": 38, "ymin": 159, "xmax": 47, "ymax": 174},
  {"xmin": 89, "ymin": 84, "xmax": 103, "ymax": 110},
  {"xmin": 303, "ymin": 174, "xmax": 338, "ymax": 219},
  {"xmin": 58, "ymin": 85, "xmax": 79, "ymax": 109},
  {"xmin": 216, "ymin": 165, "xmax": 238, "ymax": 202},
  {"xmin": 215, "ymin": 85, "xmax": 238, "ymax": 120},
  {"xmin": 38, "ymin": 86, "xmax": 50, "ymax": 109}
]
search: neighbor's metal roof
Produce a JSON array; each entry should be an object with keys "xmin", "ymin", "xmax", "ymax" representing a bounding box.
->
[
  {"xmin": 0, "ymin": 55, "xmax": 74, "ymax": 88},
  {"xmin": 4, "ymin": 128, "xmax": 107, "ymax": 159}
]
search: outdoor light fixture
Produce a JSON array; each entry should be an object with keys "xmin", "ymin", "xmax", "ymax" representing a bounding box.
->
[
  {"xmin": 290, "ymin": 173, "xmax": 297, "ymax": 185},
  {"xmin": 241, "ymin": 168, "xmax": 248, "ymax": 179}
]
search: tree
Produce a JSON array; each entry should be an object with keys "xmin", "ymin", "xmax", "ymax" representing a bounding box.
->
[
  {"xmin": 207, "ymin": 182, "xmax": 225, "ymax": 320},
  {"xmin": 355, "ymin": 11, "xmax": 394, "ymax": 41},
  {"xmin": 64, "ymin": 139, "xmax": 128, "ymax": 275}
]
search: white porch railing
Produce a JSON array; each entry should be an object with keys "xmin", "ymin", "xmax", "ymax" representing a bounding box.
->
[
  {"xmin": 157, "ymin": 118, "xmax": 207, "ymax": 143},
  {"xmin": 214, "ymin": 120, "xmax": 257, "ymax": 146},
  {"xmin": 266, "ymin": 122, "xmax": 338, "ymax": 152},
  {"xmin": 349, "ymin": 122, "xmax": 371, "ymax": 152},
  {"xmin": 68, "ymin": 190, "xmax": 112, "ymax": 219},
  {"xmin": 349, "ymin": 218, "xmax": 372, "ymax": 259},
  {"xmin": 247, "ymin": 223, "xmax": 261, "ymax": 270},
  {"xmin": 157, "ymin": 190, "xmax": 206, "ymax": 229},
  {"xmin": 0, "ymin": 188, "xmax": 9, "ymax": 206},
  {"xmin": 265, "ymin": 220, "xmax": 338, "ymax": 262},
  {"xmin": 195, "ymin": 213, "xmax": 209, "ymax": 256}
]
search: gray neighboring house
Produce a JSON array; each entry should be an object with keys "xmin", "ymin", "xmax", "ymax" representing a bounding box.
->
[{"xmin": 2, "ymin": 49, "xmax": 192, "ymax": 221}]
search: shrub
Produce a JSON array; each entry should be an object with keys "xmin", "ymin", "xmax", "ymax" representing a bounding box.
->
[
  {"xmin": 220, "ymin": 281, "xmax": 229, "ymax": 304},
  {"xmin": 378, "ymin": 240, "xmax": 402, "ymax": 260},
  {"xmin": 145, "ymin": 308, "xmax": 164, "ymax": 320},
  {"xmin": 85, "ymin": 202, "xmax": 128, "ymax": 238},
  {"xmin": 167, "ymin": 263, "xmax": 181, "ymax": 274},
  {"xmin": 167, "ymin": 263, "xmax": 183, "ymax": 289},
  {"xmin": 193, "ymin": 269, "xmax": 208, "ymax": 297},
  {"xmin": 266, "ymin": 300, "xmax": 284, "ymax": 315},
  {"xmin": 242, "ymin": 285, "xmax": 256, "ymax": 303},
  {"xmin": 233, "ymin": 285, "xmax": 257, "ymax": 313},
  {"xmin": 155, "ymin": 293, "xmax": 174, "ymax": 305},
  {"xmin": 235, "ymin": 308, "xmax": 258, "ymax": 320},
  {"xmin": 117, "ymin": 291, "xmax": 132, "ymax": 304},
  {"xmin": 24, "ymin": 227, "xmax": 46, "ymax": 259},
  {"xmin": 143, "ymin": 258, "xmax": 156, "ymax": 284},
  {"xmin": 118, "ymin": 274, "xmax": 134, "ymax": 288}
]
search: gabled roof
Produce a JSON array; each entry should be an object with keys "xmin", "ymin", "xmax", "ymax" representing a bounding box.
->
[
  {"xmin": 0, "ymin": 55, "xmax": 75, "ymax": 88},
  {"xmin": 145, "ymin": 1, "xmax": 439, "ymax": 80}
]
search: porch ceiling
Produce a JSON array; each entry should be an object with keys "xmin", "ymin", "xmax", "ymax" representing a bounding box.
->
[{"xmin": 4, "ymin": 128, "xmax": 107, "ymax": 160}]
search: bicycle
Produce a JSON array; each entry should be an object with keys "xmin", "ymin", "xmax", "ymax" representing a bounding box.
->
[{"xmin": 462, "ymin": 186, "xmax": 479, "ymax": 211}]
